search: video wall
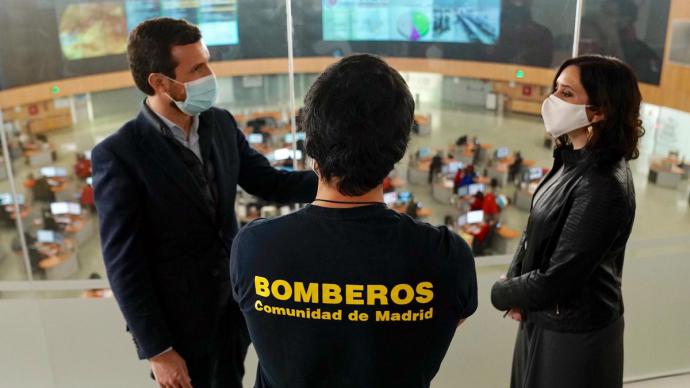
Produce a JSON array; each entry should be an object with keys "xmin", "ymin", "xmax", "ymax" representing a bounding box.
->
[
  {"xmin": 0, "ymin": 0, "xmax": 671, "ymax": 90},
  {"xmin": 322, "ymin": 0, "xmax": 501, "ymax": 44},
  {"xmin": 58, "ymin": 0, "xmax": 239, "ymax": 61}
]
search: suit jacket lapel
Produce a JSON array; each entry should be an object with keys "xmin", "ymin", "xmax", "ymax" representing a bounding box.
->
[
  {"xmin": 200, "ymin": 110, "xmax": 232, "ymax": 227},
  {"xmin": 136, "ymin": 107, "xmax": 216, "ymax": 225}
]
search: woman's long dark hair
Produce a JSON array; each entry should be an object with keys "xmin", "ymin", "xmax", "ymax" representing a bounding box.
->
[{"xmin": 553, "ymin": 55, "xmax": 645, "ymax": 163}]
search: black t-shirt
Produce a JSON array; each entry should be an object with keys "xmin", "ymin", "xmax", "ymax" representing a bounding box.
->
[{"xmin": 231, "ymin": 204, "xmax": 477, "ymax": 388}]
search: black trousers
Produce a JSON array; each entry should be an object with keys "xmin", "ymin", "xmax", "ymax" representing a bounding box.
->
[{"xmin": 510, "ymin": 316, "xmax": 624, "ymax": 388}]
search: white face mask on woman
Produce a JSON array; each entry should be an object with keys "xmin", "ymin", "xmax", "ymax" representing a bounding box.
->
[{"xmin": 541, "ymin": 94, "xmax": 597, "ymax": 138}]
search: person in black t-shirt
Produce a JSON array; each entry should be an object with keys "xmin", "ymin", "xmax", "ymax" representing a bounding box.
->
[{"xmin": 230, "ymin": 54, "xmax": 478, "ymax": 388}]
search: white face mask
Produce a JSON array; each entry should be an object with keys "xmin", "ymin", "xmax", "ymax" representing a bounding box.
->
[{"xmin": 541, "ymin": 94, "xmax": 596, "ymax": 138}]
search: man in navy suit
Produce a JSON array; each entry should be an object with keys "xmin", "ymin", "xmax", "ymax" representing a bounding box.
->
[{"xmin": 93, "ymin": 18, "xmax": 317, "ymax": 388}]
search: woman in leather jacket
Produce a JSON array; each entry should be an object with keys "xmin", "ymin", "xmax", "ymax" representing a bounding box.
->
[{"xmin": 491, "ymin": 55, "xmax": 643, "ymax": 388}]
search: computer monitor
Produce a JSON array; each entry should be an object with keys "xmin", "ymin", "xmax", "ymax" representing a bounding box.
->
[
  {"xmin": 274, "ymin": 148, "xmax": 304, "ymax": 161},
  {"xmin": 284, "ymin": 132, "xmax": 307, "ymax": 143},
  {"xmin": 466, "ymin": 210, "xmax": 484, "ymax": 224},
  {"xmin": 40, "ymin": 167, "xmax": 68, "ymax": 178},
  {"xmin": 457, "ymin": 215, "xmax": 467, "ymax": 227},
  {"xmin": 247, "ymin": 133, "xmax": 264, "ymax": 144},
  {"xmin": 0, "ymin": 193, "xmax": 25, "ymax": 205},
  {"xmin": 36, "ymin": 230, "xmax": 64, "ymax": 244},
  {"xmin": 447, "ymin": 161, "xmax": 463, "ymax": 175},
  {"xmin": 418, "ymin": 148, "xmax": 432, "ymax": 158},
  {"xmin": 496, "ymin": 147, "xmax": 509, "ymax": 159},
  {"xmin": 69, "ymin": 203, "xmax": 82, "ymax": 215},
  {"xmin": 84, "ymin": 150, "xmax": 92, "ymax": 160},
  {"xmin": 457, "ymin": 186, "xmax": 469, "ymax": 197},
  {"xmin": 86, "ymin": 177, "xmax": 93, "ymax": 185},
  {"xmin": 468, "ymin": 183, "xmax": 485, "ymax": 196},
  {"xmin": 51, "ymin": 202, "xmax": 81, "ymax": 215},
  {"xmin": 398, "ymin": 191, "xmax": 412, "ymax": 203},
  {"xmin": 529, "ymin": 167, "xmax": 544, "ymax": 180},
  {"xmin": 383, "ymin": 192, "xmax": 398, "ymax": 206},
  {"xmin": 273, "ymin": 148, "xmax": 291, "ymax": 161},
  {"xmin": 276, "ymin": 166, "xmax": 294, "ymax": 172}
]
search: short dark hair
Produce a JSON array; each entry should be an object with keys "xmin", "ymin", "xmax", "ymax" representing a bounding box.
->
[
  {"xmin": 303, "ymin": 54, "xmax": 415, "ymax": 196},
  {"xmin": 127, "ymin": 18, "xmax": 202, "ymax": 95},
  {"xmin": 553, "ymin": 55, "xmax": 644, "ymax": 162}
]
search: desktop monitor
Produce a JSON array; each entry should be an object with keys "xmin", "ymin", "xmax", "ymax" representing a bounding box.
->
[
  {"xmin": 496, "ymin": 147, "xmax": 509, "ymax": 159},
  {"xmin": 37, "ymin": 230, "xmax": 64, "ymax": 244},
  {"xmin": 84, "ymin": 150, "xmax": 92, "ymax": 160},
  {"xmin": 468, "ymin": 184, "xmax": 485, "ymax": 196},
  {"xmin": 86, "ymin": 177, "xmax": 93, "ymax": 185},
  {"xmin": 273, "ymin": 148, "xmax": 291, "ymax": 161},
  {"xmin": 247, "ymin": 134, "xmax": 264, "ymax": 144},
  {"xmin": 418, "ymin": 148, "xmax": 432, "ymax": 158},
  {"xmin": 51, "ymin": 202, "xmax": 81, "ymax": 215},
  {"xmin": 41, "ymin": 167, "xmax": 68, "ymax": 178},
  {"xmin": 383, "ymin": 192, "xmax": 398, "ymax": 206},
  {"xmin": 273, "ymin": 148, "xmax": 303, "ymax": 161},
  {"xmin": 467, "ymin": 210, "xmax": 484, "ymax": 224},
  {"xmin": 457, "ymin": 186, "xmax": 469, "ymax": 197},
  {"xmin": 284, "ymin": 132, "xmax": 307, "ymax": 143},
  {"xmin": 0, "ymin": 193, "xmax": 25, "ymax": 205},
  {"xmin": 457, "ymin": 215, "xmax": 467, "ymax": 227},
  {"xmin": 529, "ymin": 167, "xmax": 544, "ymax": 180},
  {"xmin": 68, "ymin": 203, "xmax": 82, "ymax": 215},
  {"xmin": 398, "ymin": 191, "xmax": 412, "ymax": 203},
  {"xmin": 277, "ymin": 166, "xmax": 294, "ymax": 172},
  {"xmin": 447, "ymin": 162, "xmax": 463, "ymax": 175}
]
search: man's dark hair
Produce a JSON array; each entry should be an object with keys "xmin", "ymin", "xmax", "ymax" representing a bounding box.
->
[
  {"xmin": 127, "ymin": 18, "xmax": 202, "ymax": 95},
  {"xmin": 304, "ymin": 54, "xmax": 415, "ymax": 196}
]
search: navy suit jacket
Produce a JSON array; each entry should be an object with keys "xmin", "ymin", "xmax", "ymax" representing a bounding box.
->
[{"xmin": 93, "ymin": 105, "xmax": 317, "ymax": 359}]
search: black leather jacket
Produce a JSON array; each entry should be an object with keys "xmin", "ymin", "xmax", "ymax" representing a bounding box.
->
[{"xmin": 491, "ymin": 146, "xmax": 636, "ymax": 332}]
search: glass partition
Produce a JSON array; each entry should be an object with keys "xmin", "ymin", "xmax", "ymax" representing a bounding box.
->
[{"xmin": 290, "ymin": 0, "xmax": 578, "ymax": 257}]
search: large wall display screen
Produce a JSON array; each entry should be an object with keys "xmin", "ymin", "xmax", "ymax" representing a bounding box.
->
[
  {"xmin": 58, "ymin": 0, "xmax": 239, "ymax": 61},
  {"xmin": 322, "ymin": 0, "xmax": 501, "ymax": 44}
]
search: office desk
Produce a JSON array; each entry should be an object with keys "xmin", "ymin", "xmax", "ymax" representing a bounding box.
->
[
  {"xmin": 488, "ymin": 159, "xmax": 535, "ymax": 186},
  {"xmin": 432, "ymin": 178, "xmax": 454, "ymax": 204},
  {"xmin": 37, "ymin": 239, "xmax": 79, "ymax": 280},
  {"xmin": 514, "ymin": 188, "xmax": 533, "ymax": 211},
  {"xmin": 408, "ymin": 160, "xmax": 431, "ymax": 185},
  {"xmin": 492, "ymin": 226, "xmax": 521, "ymax": 254},
  {"xmin": 62, "ymin": 215, "xmax": 95, "ymax": 245},
  {"xmin": 39, "ymin": 252, "xmax": 79, "ymax": 280},
  {"xmin": 6, "ymin": 205, "xmax": 31, "ymax": 221},
  {"xmin": 648, "ymin": 162, "xmax": 684, "ymax": 189},
  {"xmin": 25, "ymin": 149, "xmax": 53, "ymax": 167},
  {"xmin": 450, "ymin": 143, "xmax": 492, "ymax": 165},
  {"xmin": 414, "ymin": 114, "xmax": 431, "ymax": 135},
  {"xmin": 50, "ymin": 181, "xmax": 77, "ymax": 202}
]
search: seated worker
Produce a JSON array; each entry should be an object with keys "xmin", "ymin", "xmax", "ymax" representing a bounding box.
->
[
  {"xmin": 458, "ymin": 165, "xmax": 477, "ymax": 188},
  {"xmin": 455, "ymin": 135, "xmax": 468, "ymax": 147},
  {"xmin": 453, "ymin": 168, "xmax": 464, "ymax": 192},
  {"xmin": 405, "ymin": 195, "xmax": 420, "ymax": 219},
  {"xmin": 507, "ymin": 151, "xmax": 524, "ymax": 184},
  {"xmin": 74, "ymin": 153, "xmax": 92, "ymax": 180},
  {"xmin": 482, "ymin": 190, "xmax": 500, "ymax": 221},
  {"xmin": 470, "ymin": 191, "xmax": 485, "ymax": 211},
  {"xmin": 231, "ymin": 54, "xmax": 478, "ymax": 388},
  {"xmin": 428, "ymin": 151, "xmax": 444, "ymax": 184},
  {"xmin": 469, "ymin": 218, "xmax": 497, "ymax": 256}
]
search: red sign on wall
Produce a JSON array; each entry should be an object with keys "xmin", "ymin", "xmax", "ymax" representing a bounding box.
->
[
  {"xmin": 522, "ymin": 86, "xmax": 532, "ymax": 96},
  {"xmin": 28, "ymin": 104, "xmax": 39, "ymax": 116}
]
